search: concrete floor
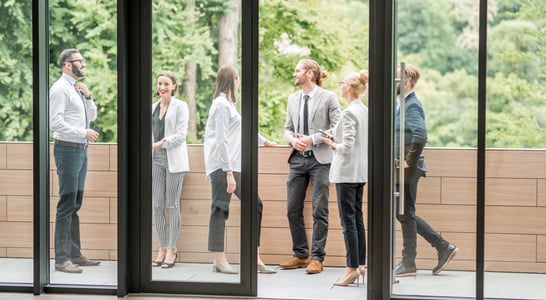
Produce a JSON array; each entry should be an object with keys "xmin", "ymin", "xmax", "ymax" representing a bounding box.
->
[{"xmin": 0, "ymin": 258, "xmax": 545, "ymax": 299}]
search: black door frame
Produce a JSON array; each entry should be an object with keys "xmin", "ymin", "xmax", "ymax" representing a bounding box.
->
[
  {"xmin": 118, "ymin": 0, "xmax": 259, "ymax": 296},
  {"xmin": 22, "ymin": 0, "xmax": 490, "ymax": 298}
]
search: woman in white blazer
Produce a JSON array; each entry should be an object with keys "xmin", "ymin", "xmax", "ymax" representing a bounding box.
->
[
  {"xmin": 322, "ymin": 70, "xmax": 369, "ymax": 286},
  {"xmin": 151, "ymin": 71, "xmax": 189, "ymax": 269}
]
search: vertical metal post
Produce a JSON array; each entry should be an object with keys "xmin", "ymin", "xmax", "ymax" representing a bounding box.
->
[
  {"xmin": 32, "ymin": 0, "xmax": 50, "ymax": 294},
  {"xmin": 398, "ymin": 62, "xmax": 406, "ymax": 215}
]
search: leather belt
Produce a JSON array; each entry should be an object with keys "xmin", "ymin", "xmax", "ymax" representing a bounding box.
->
[
  {"xmin": 55, "ymin": 139, "xmax": 88, "ymax": 150},
  {"xmin": 300, "ymin": 150, "xmax": 313, "ymax": 158}
]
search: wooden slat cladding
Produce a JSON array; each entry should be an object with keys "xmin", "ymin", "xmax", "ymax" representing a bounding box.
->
[{"xmin": 0, "ymin": 143, "xmax": 545, "ymax": 273}]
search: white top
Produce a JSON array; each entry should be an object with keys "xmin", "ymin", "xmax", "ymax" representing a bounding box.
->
[{"xmin": 203, "ymin": 93, "xmax": 266, "ymax": 180}]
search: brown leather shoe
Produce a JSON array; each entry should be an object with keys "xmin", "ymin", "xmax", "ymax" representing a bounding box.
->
[
  {"xmin": 71, "ymin": 255, "xmax": 101, "ymax": 266},
  {"xmin": 279, "ymin": 256, "xmax": 310, "ymax": 269},
  {"xmin": 306, "ymin": 259, "xmax": 323, "ymax": 274},
  {"xmin": 55, "ymin": 261, "xmax": 83, "ymax": 273}
]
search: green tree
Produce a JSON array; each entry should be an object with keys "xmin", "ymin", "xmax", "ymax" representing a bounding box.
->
[{"xmin": 0, "ymin": 1, "xmax": 32, "ymax": 141}]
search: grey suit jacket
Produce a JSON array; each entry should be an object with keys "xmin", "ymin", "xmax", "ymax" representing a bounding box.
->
[
  {"xmin": 284, "ymin": 86, "xmax": 340, "ymax": 164},
  {"xmin": 329, "ymin": 100, "xmax": 368, "ymax": 183}
]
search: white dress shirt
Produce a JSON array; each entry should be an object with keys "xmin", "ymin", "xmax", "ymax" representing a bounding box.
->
[
  {"xmin": 203, "ymin": 93, "xmax": 266, "ymax": 181},
  {"xmin": 50, "ymin": 73, "xmax": 97, "ymax": 144}
]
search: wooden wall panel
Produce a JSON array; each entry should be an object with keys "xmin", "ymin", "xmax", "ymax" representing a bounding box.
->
[
  {"xmin": 6, "ymin": 196, "xmax": 32, "ymax": 222},
  {"xmin": 418, "ymin": 176, "xmax": 441, "ymax": 204},
  {"xmin": 0, "ymin": 170, "xmax": 33, "ymax": 195},
  {"xmin": 0, "ymin": 222, "xmax": 32, "ymax": 248},
  {"xmin": 88, "ymin": 144, "xmax": 111, "ymax": 171},
  {"xmin": 109, "ymin": 144, "xmax": 117, "ymax": 171},
  {"xmin": 187, "ymin": 145, "xmax": 206, "ymax": 173},
  {"xmin": 1, "ymin": 142, "xmax": 545, "ymax": 273},
  {"xmin": 486, "ymin": 206, "xmax": 546, "ymax": 235},
  {"xmin": 538, "ymin": 179, "xmax": 546, "ymax": 207},
  {"xmin": 485, "ymin": 178, "xmax": 537, "ymax": 206},
  {"xmin": 485, "ymin": 233, "xmax": 536, "ymax": 262},
  {"xmin": 423, "ymin": 148, "xmax": 476, "ymax": 177},
  {"xmin": 486, "ymin": 150, "xmax": 546, "ymax": 178},
  {"xmin": 6, "ymin": 143, "xmax": 32, "ymax": 170},
  {"xmin": 0, "ymin": 144, "xmax": 6, "ymax": 169},
  {"xmin": 0, "ymin": 196, "xmax": 6, "ymax": 221},
  {"xmin": 538, "ymin": 235, "xmax": 546, "ymax": 262},
  {"xmin": 442, "ymin": 177, "xmax": 477, "ymax": 205}
]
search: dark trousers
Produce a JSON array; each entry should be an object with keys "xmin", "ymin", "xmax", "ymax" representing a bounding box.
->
[
  {"xmin": 336, "ymin": 183, "xmax": 366, "ymax": 268},
  {"xmin": 208, "ymin": 169, "xmax": 263, "ymax": 252},
  {"xmin": 53, "ymin": 144, "xmax": 87, "ymax": 264},
  {"xmin": 286, "ymin": 154, "xmax": 330, "ymax": 261},
  {"xmin": 396, "ymin": 166, "xmax": 446, "ymax": 264}
]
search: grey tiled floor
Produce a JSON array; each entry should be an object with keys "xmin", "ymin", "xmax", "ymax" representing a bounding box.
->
[{"xmin": 0, "ymin": 258, "xmax": 545, "ymax": 299}]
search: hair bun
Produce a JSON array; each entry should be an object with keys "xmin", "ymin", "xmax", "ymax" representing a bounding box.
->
[{"xmin": 359, "ymin": 69, "xmax": 369, "ymax": 85}]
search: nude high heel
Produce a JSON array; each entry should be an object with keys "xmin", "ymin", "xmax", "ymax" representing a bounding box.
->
[
  {"xmin": 359, "ymin": 265, "xmax": 367, "ymax": 285},
  {"xmin": 334, "ymin": 269, "xmax": 360, "ymax": 287}
]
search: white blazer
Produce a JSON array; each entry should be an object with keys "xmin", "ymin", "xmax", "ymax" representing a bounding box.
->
[
  {"xmin": 329, "ymin": 99, "xmax": 368, "ymax": 183},
  {"xmin": 152, "ymin": 97, "xmax": 190, "ymax": 173}
]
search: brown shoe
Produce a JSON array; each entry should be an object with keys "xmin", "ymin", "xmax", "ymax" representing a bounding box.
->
[
  {"xmin": 279, "ymin": 256, "xmax": 310, "ymax": 269},
  {"xmin": 55, "ymin": 261, "xmax": 83, "ymax": 273},
  {"xmin": 306, "ymin": 259, "xmax": 323, "ymax": 274},
  {"xmin": 71, "ymin": 255, "xmax": 101, "ymax": 266}
]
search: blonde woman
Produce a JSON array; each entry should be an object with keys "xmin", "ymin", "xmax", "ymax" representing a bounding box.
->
[{"xmin": 322, "ymin": 70, "xmax": 369, "ymax": 286}]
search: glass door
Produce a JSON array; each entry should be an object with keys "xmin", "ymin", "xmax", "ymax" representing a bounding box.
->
[
  {"xmin": 130, "ymin": 0, "xmax": 258, "ymax": 296},
  {"xmin": 390, "ymin": 0, "xmax": 479, "ymax": 298}
]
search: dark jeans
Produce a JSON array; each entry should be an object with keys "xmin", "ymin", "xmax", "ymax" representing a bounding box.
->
[
  {"xmin": 53, "ymin": 144, "xmax": 88, "ymax": 264},
  {"xmin": 208, "ymin": 169, "xmax": 263, "ymax": 252},
  {"xmin": 336, "ymin": 183, "xmax": 366, "ymax": 268},
  {"xmin": 396, "ymin": 165, "xmax": 447, "ymax": 264},
  {"xmin": 286, "ymin": 154, "xmax": 330, "ymax": 261}
]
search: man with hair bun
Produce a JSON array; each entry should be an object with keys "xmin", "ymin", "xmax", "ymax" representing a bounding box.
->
[{"xmin": 280, "ymin": 59, "xmax": 340, "ymax": 274}]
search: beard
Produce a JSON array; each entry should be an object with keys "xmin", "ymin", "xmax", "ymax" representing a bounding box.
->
[{"xmin": 72, "ymin": 64, "xmax": 85, "ymax": 78}]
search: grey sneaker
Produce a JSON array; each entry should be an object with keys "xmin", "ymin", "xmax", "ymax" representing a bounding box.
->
[{"xmin": 55, "ymin": 261, "xmax": 83, "ymax": 273}]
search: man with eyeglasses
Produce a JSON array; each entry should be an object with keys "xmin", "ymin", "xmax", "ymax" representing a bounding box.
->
[{"xmin": 50, "ymin": 48, "xmax": 101, "ymax": 273}]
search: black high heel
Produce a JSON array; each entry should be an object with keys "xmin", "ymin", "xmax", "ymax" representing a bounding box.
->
[
  {"xmin": 161, "ymin": 252, "xmax": 177, "ymax": 269},
  {"xmin": 152, "ymin": 248, "xmax": 166, "ymax": 267},
  {"xmin": 152, "ymin": 259, "xmax": 164, "ymax": 267}
]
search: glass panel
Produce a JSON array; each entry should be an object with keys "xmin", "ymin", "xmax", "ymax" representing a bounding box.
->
[
  {"xmin": 48, "ymin": 0, "xmax": 117, "ymax": 286},
  {"xmin": 257, "ymin": 0, "xmax": 369, "ymax": 299},
  {"xmin": 484, "ymin": 1, "xmax": 546, "ymax": 298},
  {"xmin": 150, "ymin": 0, "xmax": 241, "ymax": 283},
  {"xmin": 0, "ymin": 1, "xmax": 34, "ymax": 285},
  {"xmin": 392, "ymin": 0, "xmax": 477, "ymax": 297}
]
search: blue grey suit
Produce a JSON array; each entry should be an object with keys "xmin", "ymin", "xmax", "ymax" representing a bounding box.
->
[
  {"xmin": 284, "ymin": 86, "xmax": 340, "ymax": 261},
  {"xmin": 395, "ymin": 91, "xmax": 448, "ymax": 263}
]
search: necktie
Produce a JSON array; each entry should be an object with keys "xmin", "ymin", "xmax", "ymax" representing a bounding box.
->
[
  {"xmin": 75, "ymin": 85, "xmax": 89, "ymax": 129},
  {"xmin": 303, "ymin": 95, "xmax": 309, "ymax": 135}
]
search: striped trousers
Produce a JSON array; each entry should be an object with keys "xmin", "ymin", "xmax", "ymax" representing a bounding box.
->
[{"xmin": 152, "ymin": 148, "xmax": 185, "ymax": 249}]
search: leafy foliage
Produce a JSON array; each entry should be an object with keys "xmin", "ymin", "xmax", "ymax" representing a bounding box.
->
[{"xmin": 0, "ymin": 0, "xmax": 543, "ymax": 148}]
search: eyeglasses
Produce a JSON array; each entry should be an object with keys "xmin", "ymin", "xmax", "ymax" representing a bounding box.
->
[
  {"xmin": 68, "ymin": 59, "xmax": 85, "ymax": 64},
  {"xmin": 338, "ymin": 81, "xmax": 346, "ymax": 86}
]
